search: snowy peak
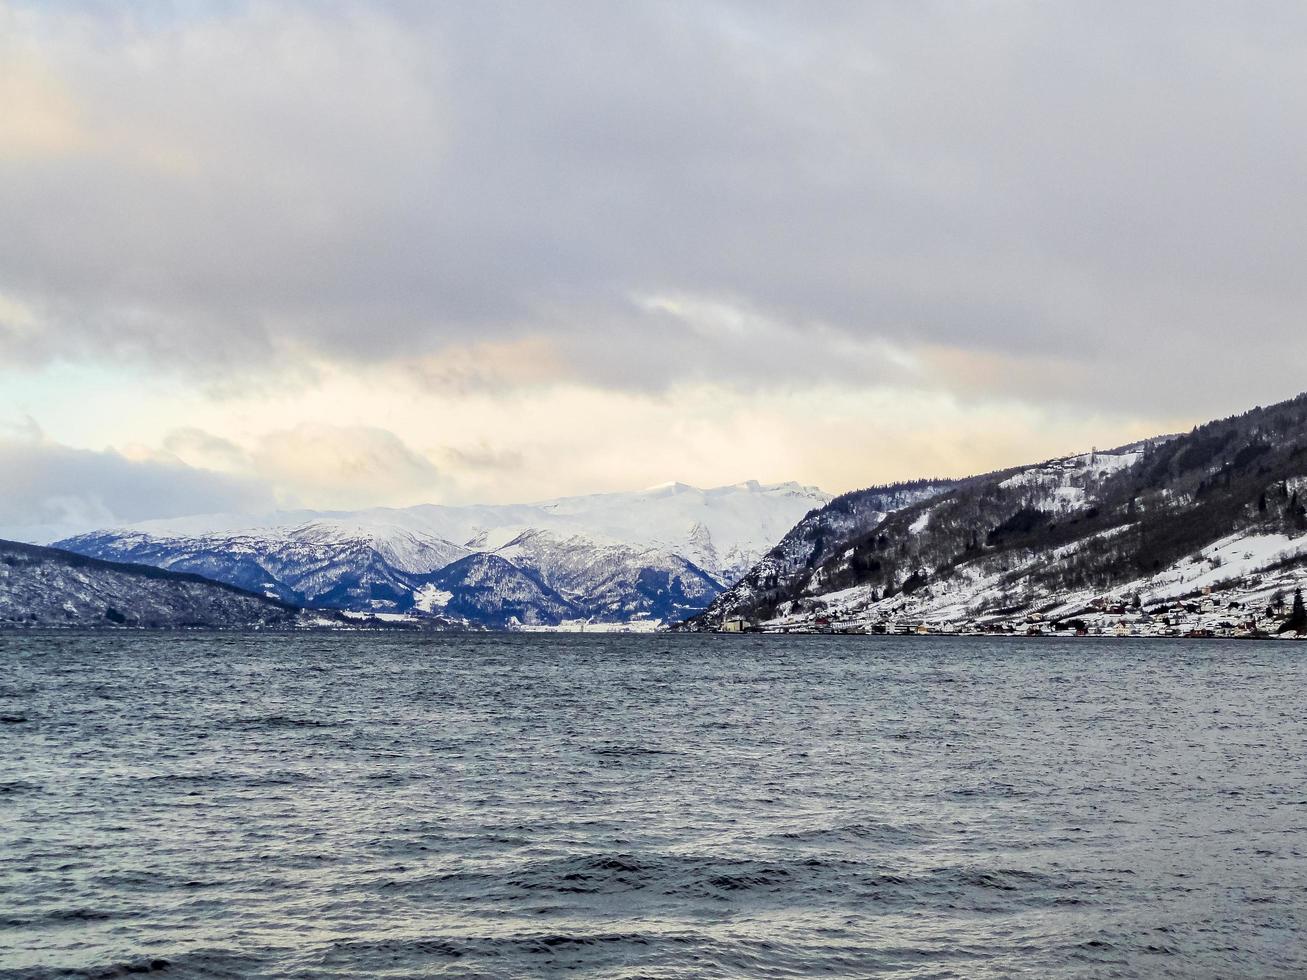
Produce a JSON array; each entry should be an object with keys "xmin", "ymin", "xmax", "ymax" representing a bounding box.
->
[
  {"xmin": 281, "ymin": 520, "xmax": 470, "ymax": 574},
  {"xmin": 522, "ymin": 479, "xmax": 830, "ymax": 584},
  {"xmin": 630, "ymin": 478, "xmax": 811, "ymax": 499},
  {"xmin": 638, "ymin": 480, "xmax": 697, "ymax": 496}
]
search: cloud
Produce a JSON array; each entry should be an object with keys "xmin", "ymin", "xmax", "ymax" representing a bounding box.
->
[
  {"xmin": 248, "ymin": 423, "xmax": 448, "ymax": 511},
  {"xmin": 0, "ymin": 418, "xmax": 459, "ymax": 539},
  {"xmin": 0, "ymin": 435, "xmax": 275, "ymax": 542},
  {"xmin": 158, "ymin": 422, "xmax": 454, "ymax": 511},
  {"xmin": 3, "ymin": 0, "xmax": 1304, "ymax": 526},
  {"xmin": 162, "ymin": 427, "xmax": 250, "ymax": 471},
  {"xmin": 440, "ymin": 443, "xmax": 525, "ymax": 473},
  {"xmin": 0, "ymin": 2, "xmax": 450, "ymax": 370},
  {"xmin": 0, "ymin": 0, "xmax": 1304, "ymax": 417}
]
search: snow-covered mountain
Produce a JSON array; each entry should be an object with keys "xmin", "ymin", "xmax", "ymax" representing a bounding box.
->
[
  {"xmin": 0, "ymin": 538, "xmax": 305, "ymax": 629},
  {"xmin": 524, "ymin": 480, "xmax": 830, "ymax": 585},
  {"xmin": 55, "ymin": 480, "xmax": 828, "ymax": 628},
  {"xmin": 492, "ymin": 528, "xmax": 721, "ymax": 623},
  {"xmin": 685, "ymin": 392, "xmax": 1307, "ymax": 638},
  {"xmin": 59, "ymin": 522, "xmax": 471, "ymax": 610}
]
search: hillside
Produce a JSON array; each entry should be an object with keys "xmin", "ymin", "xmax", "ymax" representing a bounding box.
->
[
  {"xmin": 686, "ymin": 479, "xmax": 958, "ymax": 628},
  {"xmin": 0, "ymin": 539, "xmax": 304, "ymax": 629},
  {"xmin": 686, "ymin": 393, "xmax": 1307, "ymax": 637},
  {"xmin": 414, "ymin": 553, "xmax": 580, "ymax": 628},
  {"xmin": 59, "ymin": 522, "xmax": 471, "ymax": 611},
  {"xmin": 491, "ymin": 528, "xmax": 720, "ymax": 623}
]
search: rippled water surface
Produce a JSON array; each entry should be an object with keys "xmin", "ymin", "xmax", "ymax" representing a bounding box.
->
[{"xmin": 3, "ymin": 632, "xmax": 1307, "ymax": 978}]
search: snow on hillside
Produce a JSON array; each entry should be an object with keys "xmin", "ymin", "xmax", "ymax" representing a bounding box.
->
[
  {"xmin": 997, "ymin": 448, "xmax": 1143, "ymax": 514},
  {"xmin": 750, "ymin": 455, "xmax": 1147, "ymax": 631},
  {"xmin": 689, "ymin": 480, "xmax": 957, "ymax": 629},
  {"xmin": 56, "ymin": 521, "xmax": 471, "ymax": 611},
  {"xmin": 286, "ymin": 520, "xmax": 468, "ymax": 574},
  {"xmin": 0, "ymin": 539, "xmax": 304, "ymax": 629},
  {"xmin": 758, "ymin": 524, "xmax": 1307, "ymax": 639},
  {"xmin": 421, "ymin": 553, "xmax": 579, "ymax": 628},
  {"xmin": 492, "ymin": 527, "xmax": 721, "ymax": 622},
  {"xmin": 726, "ymin": 424, "xmax": 1307, "ymax": 640}
]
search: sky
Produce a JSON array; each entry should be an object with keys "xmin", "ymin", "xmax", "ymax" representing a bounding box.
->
[{"xmin": 4, "ymin": 0, "xmax": 1307, "ymax": 538}]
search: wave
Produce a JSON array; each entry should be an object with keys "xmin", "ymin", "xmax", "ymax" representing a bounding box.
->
[{"xmin": 363, "ymin": 850, "xmax": 1075, "ymax": 911}]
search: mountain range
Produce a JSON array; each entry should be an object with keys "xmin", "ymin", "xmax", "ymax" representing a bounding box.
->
[{"xmin": 49, "ymin": 481, "xmax": 829, "ymax": 628}]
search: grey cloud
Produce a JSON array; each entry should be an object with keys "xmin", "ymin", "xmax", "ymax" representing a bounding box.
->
[
  {"xmin": 0, "ymin": 422, "xmax": 459, "ymax": 540},
  {"xmin": 3, "ymin": 1, "xmax": 1307, "ymax": 414},
  {"xmin": 441, "ymin": 444, "xmax": 525, "ymax": 473},
  {"xmin": 0, "ymin": 438, "xmax": 276, "ymax": 543},
  {"xmin": 162, "ymin": 427, "xmax": 251, "ymax": 471}
]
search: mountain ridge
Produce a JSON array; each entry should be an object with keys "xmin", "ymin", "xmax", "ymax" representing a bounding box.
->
[
  {"xmin": 0, "ymin": 538, "xmax": 305, "ymax": 629},
  {"xmin": 53, "ymin": 480, "xmax": 827, "ymax": 628},
  {"xmin": 684, "ymin": 393, "xmax": 1307, "ymax": 638}
]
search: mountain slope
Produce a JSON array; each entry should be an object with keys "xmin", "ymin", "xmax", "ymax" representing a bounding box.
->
[
  {"xmin": 58, "ymin": 521, "xmax": 470, "ymax": 612},
  {"xmin": 691, "ymin": 393, "xmax": 1307, "ymax": 635},
  {"xmin": 492, "ymin": 528, "xmax": 721, "ymax": 623},
  {"xmin": 414, "ymin": 553, "xmax": 580, "ymax": 628},
  {"xmin": 524, "ymin": 480, "xmax": 831, "ymax": 584},
  {"xmin": 0, "ymin": 539, "xmax": 303, "ymax": 629},
  {"xmin": 686, "ymin": 479, "xmax": 957, "ymax": 629}
]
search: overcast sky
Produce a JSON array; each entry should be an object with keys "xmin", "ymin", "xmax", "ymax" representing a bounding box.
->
[{"xmin": 4, "ymin": 1, "xmax": 1306, "ymax": 537}]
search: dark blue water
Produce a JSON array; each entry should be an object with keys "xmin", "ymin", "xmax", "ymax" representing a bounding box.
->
[{"xmin": 2, "ymin": 632, "xmax": 1306, "ymax": 978}]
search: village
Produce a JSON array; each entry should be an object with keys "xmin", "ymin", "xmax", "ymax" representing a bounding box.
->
[{"xmin": 720, "ymin": 576, "xmax": 1307, "ymax": 640}]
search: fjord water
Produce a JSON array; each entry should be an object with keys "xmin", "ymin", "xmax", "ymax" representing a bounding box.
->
[{"xmin": 2, "ymin": 634, "xmax": 1305, "ymax": 979}]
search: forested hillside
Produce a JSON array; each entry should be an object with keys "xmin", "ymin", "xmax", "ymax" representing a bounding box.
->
[{"xmin": 687, "ymin": 393, "xmax": 1307, "ymax": 635}]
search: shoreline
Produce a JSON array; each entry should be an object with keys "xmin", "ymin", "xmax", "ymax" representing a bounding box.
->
[{"xmin": 2, "ymin": 624, "xmax": 1304, "ymax": 641}]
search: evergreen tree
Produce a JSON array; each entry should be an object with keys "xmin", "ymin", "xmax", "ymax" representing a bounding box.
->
[{"xmin": 1279, "ymin": 587, "xmax": 1307, "ymax": 634}]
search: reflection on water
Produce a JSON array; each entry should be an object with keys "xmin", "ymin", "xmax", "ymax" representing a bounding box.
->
[{"xmin": 2, "ymin": 631, "xmax": 1306, "ymax": 978}]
